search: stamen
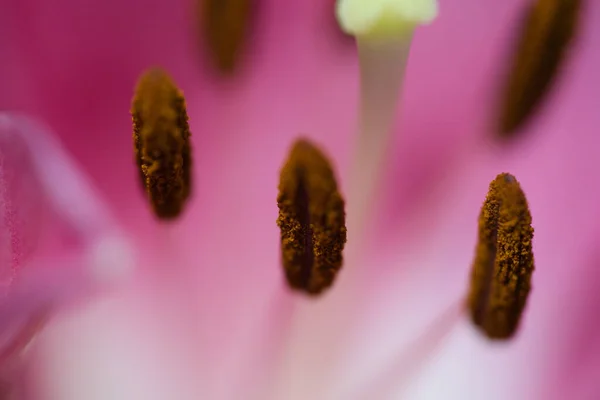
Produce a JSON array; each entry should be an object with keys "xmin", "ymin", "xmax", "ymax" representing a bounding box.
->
[
  {"xmin": 468, "ymin": 173, "xmax": 535, "ymax": 339},
  {"xmin": 335, "ymin": 0, "xmax": 438, "ymax": 240},
  {"xmin": 131, "ymin": 68, "xmax": 192, "ymax": 220},
  {"xmin": 498, "ymin": 0, "xmax": 581, "ymax": 137},
  {"xmin": 200, "ymin": 0, "xmax": 251, "ymax": 74},
  {"xmin": 276, "ymin": 139, "xmax": 347, "ymax": 295}
]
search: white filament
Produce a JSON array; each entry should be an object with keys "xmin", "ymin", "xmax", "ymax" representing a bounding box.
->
[{"xmin": 346, "ymin": 35, "xmax": 413, "ymax": 236}]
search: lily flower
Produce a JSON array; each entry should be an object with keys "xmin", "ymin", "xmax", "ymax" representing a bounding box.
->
[{"xmin": 1, "ymin": 0, "xmax": 599, "ymax": 399}]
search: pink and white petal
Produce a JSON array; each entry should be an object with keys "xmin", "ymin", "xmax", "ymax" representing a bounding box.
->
[
  {"xmin": 0, "ymin": 113, "xmax": 136, "ymax": 364},
  {"xmin": 26, "ymin": 283, "xmax": 197, "ymax": 400}
]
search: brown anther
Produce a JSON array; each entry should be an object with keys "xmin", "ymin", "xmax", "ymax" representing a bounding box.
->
[
  {"xmin": 467, "ymin": 173, "xmax": 535, "ymax": 339},
  {"xmin": 276, "ymin": 139, "xmax": 347, "ymax": 296},
  {"xmin": 131, "ymin": 68, "xmax": 192, "ymax": 219},
  {"xmin": 498, "ymin": 0, "xmax": 581, "ymax": 137},
  {"xmin": 200, "ymin": 0, "xmax": 252, "ymax": 74}
]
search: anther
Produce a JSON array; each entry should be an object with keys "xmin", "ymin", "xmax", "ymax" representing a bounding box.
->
[
  {"xmin": 467, "ymin": 173, "xmax": 535, "ymax": 339},
  {"xmin": 276, "ymin": 139, "xmax": 347, "ymax": 295},
  {"xmin": 131, "ymin": 68, "xmax": 192, "ymax": 220},
  {"xmin": 498, "ymin": 0, "xmax": 581, "ymax": 137},
  {"xmin": 200, "ymin": 0, "xmax": 252, "ymax": 74}
]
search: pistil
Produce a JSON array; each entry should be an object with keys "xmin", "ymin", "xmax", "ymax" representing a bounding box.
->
[{"xmin": 336, "ymin": 0, "xmax": 439, "ymax": 240}]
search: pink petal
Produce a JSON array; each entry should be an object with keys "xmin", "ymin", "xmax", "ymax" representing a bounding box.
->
[{"xmin": 0, "ymin": 113, "xmax": 135, "ymax": 364}]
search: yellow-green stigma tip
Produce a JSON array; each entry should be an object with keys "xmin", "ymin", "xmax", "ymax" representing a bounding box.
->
[{"xmin": 336, "ymin": 0, "xmax": 439, "ymax": 39}]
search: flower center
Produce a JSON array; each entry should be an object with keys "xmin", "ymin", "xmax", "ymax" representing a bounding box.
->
[
  {"xmin": 131, "ymin": 68, "xmax": 193, "ymax": 220},
  {"xmin": 498, "ymin": 0, "xmax": 581, "ymax": 137},
  {"xmin": 276, "ymin": 139, "xmax": 347, "ymax": 295},
  {"xmin": 199, "ymin": 0, "xmax": 252, "ymax": 74},
  {"xmin": 468, "ymin": 173, "xmax": 535, "ymax": 339}
]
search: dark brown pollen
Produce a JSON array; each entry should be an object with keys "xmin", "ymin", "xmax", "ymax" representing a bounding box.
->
[
  {"xmin": 200, "ymin": 0, "xmax": 252, "ymax": 74},
  {"xmin": 131, "ymin": 68, "xmax": 192, "ymax": 220},
  {"xmin": 276, "ymin": 139, "xmax": 347, "ymax": 296},
  {"xmin": 467, "ymin": 173, "xmax": 535, "ymax": 339},
  {"xmin": 498, "ymin": 0, "xmax": 581, "ymax": 138}
]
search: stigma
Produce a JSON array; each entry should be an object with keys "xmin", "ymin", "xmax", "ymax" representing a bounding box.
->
[
  {"xmin": 276, "ymin": 139, "xmax": 347, "ymax": 295},
  {"xmin": 131, "ymin": 68, "xmax": 193, "ymax": 220},
  {"xmin": 336, "ymin": 0, "xmax": 438, "ymax": 39},
  {"xmin": 467, "ymin": 173, "xmax": 535, "ymax": 339}
]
